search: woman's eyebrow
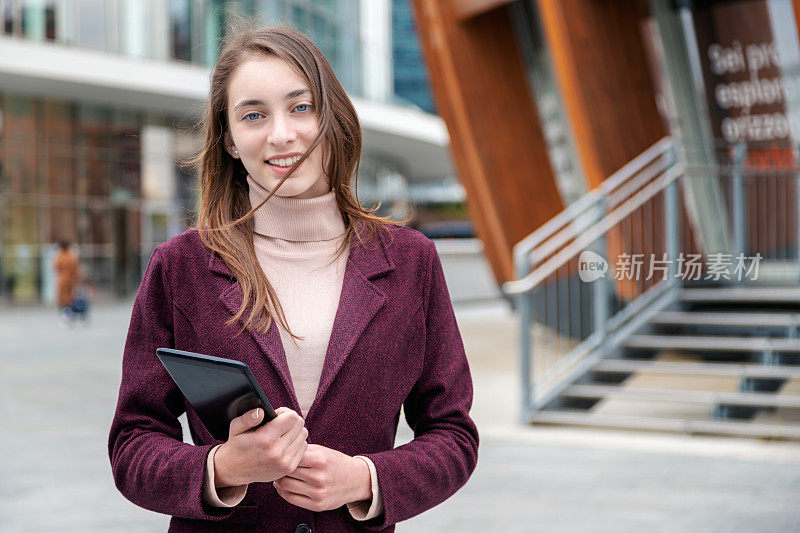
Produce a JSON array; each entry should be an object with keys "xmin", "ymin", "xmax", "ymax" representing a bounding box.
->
[
  {"xmin": 233, "ymin": 99, "xmax": 264, "ymax": 111},
  {"xmin": 233, "ymin": 89, "xmax": 310, "ymax": 112},
  {"xmin": 284, "ymin": 88, "xmax": 310, "ymax": 100}
]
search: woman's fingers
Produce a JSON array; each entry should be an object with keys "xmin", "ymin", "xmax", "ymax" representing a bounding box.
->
[
  {"xmin": 228, "ymin": 408, "xmax": 263, "ymax": 438},
  {"xmin": 224, "ymin": 406, "xmax": 308, "ymax": 482},
  {"xmin": 279, "ymin": 413, "xmax": 305, "ymax": 441},
  {"xmin": 274, "ymin": 474, "xmax": 307, "ymax": 494},
  {"xmin": 228, "ymin": 407, "xmax": 301, "ymax": 439},
  {"xmin": 285, "ymin": 426, "xmax": 309, "ymax": 470},
  {"xmin": 247, "ymin": 408, "xmax": 302, "ymax": 440}
]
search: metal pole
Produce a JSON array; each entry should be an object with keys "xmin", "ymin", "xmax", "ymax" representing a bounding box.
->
[
  {"xmin": 665, "ymin": 145, "xmax": 680, "ymax": 288},
  {"xmin": 795, "ymin": 144, "xmax": 800, "ymax": 282},
  {"xmin": 796, "ymin": 153, "xmax": 800, "ymax": 283},
  {"xmin": 732, "ymin": 143, "xmax": 746, "ymax": 275},
  {"xmin": 517, "ymin": 250, "xmax": 533, "ymax": 423},
  {"xmin": 592, "ymin": 201, "xmax": 609, "ymax": 348}
]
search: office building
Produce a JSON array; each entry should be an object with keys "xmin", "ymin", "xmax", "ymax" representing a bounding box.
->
[{"xmin": 0, "ymin": 0, "xmax": 451, "ymax": 302}]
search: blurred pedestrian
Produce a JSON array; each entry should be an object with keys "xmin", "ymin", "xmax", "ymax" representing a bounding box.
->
[
  {"xmin": 53, "ymin": 240, "xmax": 79, "ymax": 324},
  {"xmin": 70, "ymin": 285, "xmax": 91, "ymax": 325}
]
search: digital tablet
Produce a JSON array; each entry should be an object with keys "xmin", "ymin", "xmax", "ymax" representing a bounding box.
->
[{"xmin": 156, "ymin": 348, "xmax": 277, "ymax": 441}]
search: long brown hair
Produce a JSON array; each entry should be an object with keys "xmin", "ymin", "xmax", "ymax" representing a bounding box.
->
[{"xmin": 194, "ymin": 24, "xmax": 398, "ymax": 337}]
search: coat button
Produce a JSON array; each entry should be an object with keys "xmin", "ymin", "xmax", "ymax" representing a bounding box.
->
[{"xmin": 295, "ymin": 524, "xmax": 312, "ymax": 533}]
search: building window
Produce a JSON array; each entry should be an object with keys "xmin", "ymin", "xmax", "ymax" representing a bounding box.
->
[
  {"xmin": 76, "ymin": 0, "xmax": 107, "ymax": 50},
  {"xmin": 391, "ymin": 0, "xmax": 435, "ymax": 113},
  {"xmin": 171, "ymin": 0, "xmax": 192, "ymax": 61}
]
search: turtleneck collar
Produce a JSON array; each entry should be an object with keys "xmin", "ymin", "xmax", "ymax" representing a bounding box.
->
[{"xmin": 247, "ymin": 175, "xmax": 345, "ymax": 242}]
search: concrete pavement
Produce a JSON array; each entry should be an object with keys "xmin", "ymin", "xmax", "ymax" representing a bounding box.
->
[{"xmin": 1, "ymin": 299, "xmax": 799, "ymax": 532}]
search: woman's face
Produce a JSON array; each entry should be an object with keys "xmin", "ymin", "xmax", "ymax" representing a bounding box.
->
[{"xmin": 225, "ymin": 54, "xmax": 329, "ymax": 199}]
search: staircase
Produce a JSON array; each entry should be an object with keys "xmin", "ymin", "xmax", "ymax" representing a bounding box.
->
[
  {"xmin": 534, "ymin": 286, "xmax": 800, "ymax": 439},
  {"xmin": 503, "ymin": 137, "xmax": 800, "ymax": 440}
]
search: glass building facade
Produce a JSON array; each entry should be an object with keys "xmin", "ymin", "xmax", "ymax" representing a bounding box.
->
[
  {"xmin": 0, "ymin": 0, "xmax": 366, "ymax": 303},
  {"xmin": 0, "ymin": 0, "xmax": 362, "ymax": 93},
  {"xmin": 0, "ymin": 95, "xmax": 191, "ymax": 300},
  {"xmin": 391, "ymin": 0, "xmax": 434, "ymax": 113}
]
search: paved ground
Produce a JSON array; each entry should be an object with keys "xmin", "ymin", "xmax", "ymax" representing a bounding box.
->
[{"xmin": 1, "ymin": 299, "xmax": 800, "ymax": 532}]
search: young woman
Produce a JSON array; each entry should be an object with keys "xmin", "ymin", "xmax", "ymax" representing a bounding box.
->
[{"xmin": 108, "ymin": 25, "xmax": 478, "ymax": 532}]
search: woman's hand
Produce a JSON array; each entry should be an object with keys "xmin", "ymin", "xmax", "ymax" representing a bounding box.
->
[
  {"xmin": 214, "ymin": 407, "xmax": 308, "ymax": 488},
  {"xmin": 273, "ymin": 444, "xmax": 372, "ymax": 512}
]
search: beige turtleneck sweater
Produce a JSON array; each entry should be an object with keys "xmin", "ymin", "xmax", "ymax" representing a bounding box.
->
[{"xmin": 202, "ymin": 177, "xmax": 382, "ymax": 520}]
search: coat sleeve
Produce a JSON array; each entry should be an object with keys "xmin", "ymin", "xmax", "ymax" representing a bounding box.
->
[
  {"xmin": 360, "ymin": 239, "xmax": 480, "ymax": 529},
  {"xmin": 107, "ymin": 248, "xmax": 238, "ymax": 521}
]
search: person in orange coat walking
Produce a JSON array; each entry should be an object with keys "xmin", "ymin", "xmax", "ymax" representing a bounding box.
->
[{"xmin": 53, "ymin": 241, "xmax": 79, "ymax": 313}]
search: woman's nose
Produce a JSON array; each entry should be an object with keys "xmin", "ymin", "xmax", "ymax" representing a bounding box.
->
[{"xmin": 267, "ymin": 114, "xmax": 297, "ymax": 146}]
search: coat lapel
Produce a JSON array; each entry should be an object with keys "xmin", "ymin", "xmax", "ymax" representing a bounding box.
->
[
  {"xmin": 207, "ymin": 227, "xmax": 395, "ymax": 418},
  {"xmin": 306, "ymin": 233, "xmax": 394, "ymax": 419},
  {"xmin": 209, "ymin": 253, "xmax": 300, "ymax": 411}
]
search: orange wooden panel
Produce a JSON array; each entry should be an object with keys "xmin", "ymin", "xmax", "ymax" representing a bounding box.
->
[
  {"xmin": 536, "ymin": 0, "xmax": 666, "ymax": 298},
  {"xmin": 794, "ymin": 0, "xmax": 800, "ymax": 48},
  {"xmin": 410, "ymin": 0, "xmax": 563, "ymax": 282},
  {"xmin": 537, "ymin": 0, "xmax": 665, "ymax": 187},
  {"xmin": 448, "ymin": 0, "xmax": 515, "ymax": 20}
]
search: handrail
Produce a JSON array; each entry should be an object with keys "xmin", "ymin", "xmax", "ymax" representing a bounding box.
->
[
  {"xmin": 511, "ymin": 136, "xmax": 800, "ymax": 427},
  {"xmin": 503, "ymin": 160, "xmax": 683, "ymax": 295},
  {"xmin": 605, "ymin": 155, "xmax": 671, "ymax": 208},
  {"xmin": 513, "ymin": 136, "xmax": 673, "ymax": 261},
  {"xmin": 528, "ymin": 154, "xmax": 672, "ymax": 269}
]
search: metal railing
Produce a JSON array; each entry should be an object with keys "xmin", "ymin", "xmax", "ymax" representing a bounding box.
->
[{"xmin": 502, "ymin": 136, "xmax": 800, "ymax": 420}]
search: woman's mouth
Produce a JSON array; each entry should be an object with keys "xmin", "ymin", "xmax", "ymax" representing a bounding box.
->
[{"xmin": 266, "ymin": 155, "xmax": 303, "ymax": 175}]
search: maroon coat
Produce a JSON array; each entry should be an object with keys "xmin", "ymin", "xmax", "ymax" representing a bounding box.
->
[{"xmin": 108, "ymin": 224, "xmax": 479, "ymax": 532}]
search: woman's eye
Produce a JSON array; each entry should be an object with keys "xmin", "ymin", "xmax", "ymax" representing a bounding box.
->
[
  {"xmin": 294, "ymin": 104, "xmax": 312, "ymax": 113},
  {"xmin": 244, "ymin": 112, "xmax": 262, "ymax": 121}
]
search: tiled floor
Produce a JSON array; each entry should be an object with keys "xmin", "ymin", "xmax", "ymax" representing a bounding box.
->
[{"xmin": 1, "ymin": 300, "xmax": 799, "ymax": 532}]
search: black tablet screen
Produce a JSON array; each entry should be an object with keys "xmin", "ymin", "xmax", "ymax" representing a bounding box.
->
[{"xmin": 157, "ymin": 350, "xmax": 275, "ymax": 441}]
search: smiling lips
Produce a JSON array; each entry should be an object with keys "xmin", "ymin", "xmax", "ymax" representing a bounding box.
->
[
  {"xmin": 265, "ymin": 153, "xmax": 303, "ymax": 175},
  {"xmin": 267, "ymin": 154, "xmax": 302, "ymax": 167}
]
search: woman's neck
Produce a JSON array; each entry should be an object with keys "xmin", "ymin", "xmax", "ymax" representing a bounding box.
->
[{"xmin": 247, "ymin": 175, "xmax": 345, "ymax": 242}]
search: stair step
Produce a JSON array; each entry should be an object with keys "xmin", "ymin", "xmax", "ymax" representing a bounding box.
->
[
  {"xmin": 529, "ymin": 410, "xmax": 800, "ymax": 439},
  {"xmin": 652, "ymin": 311, "xmax": 800, "ymax": 328},
  {"xmin": 681, "ymin": 287, "xmax": 800, "ymax": 303},
  {"xmin": 563, "ymin": 384, "xmax": 800, "ymax": 408},
  {"xmin": 593, "ymin": 359, "xmax": 800, "ymax": 379},
  {"xmin": 624, "ymin": 334, "xmax": 800, "ymax": 352}
]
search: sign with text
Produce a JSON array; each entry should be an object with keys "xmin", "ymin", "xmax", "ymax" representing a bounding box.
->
[{"xmin": 692, "ymin": 0, "xmax": 797, "ymax": 154}]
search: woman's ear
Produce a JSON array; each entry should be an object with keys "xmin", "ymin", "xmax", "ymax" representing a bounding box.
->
[{"xmin": 224, "ymin": 130, "xmax": 239, "ymax": 159}]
